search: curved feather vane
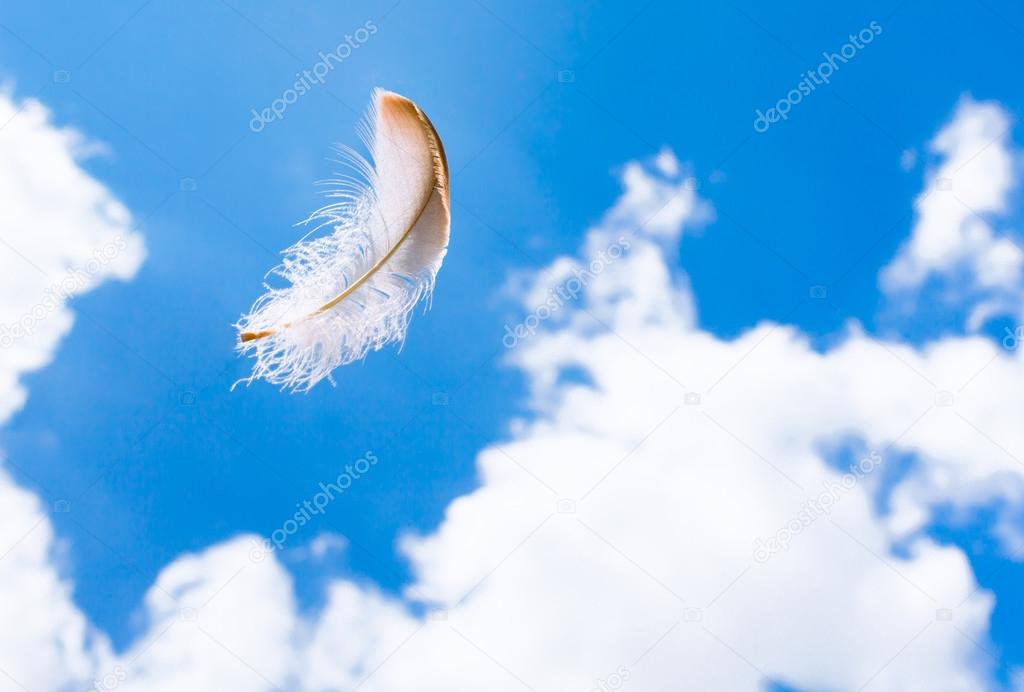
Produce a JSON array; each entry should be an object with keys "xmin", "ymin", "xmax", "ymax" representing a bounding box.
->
[{"xmin": 235, "ymin": 89, "xmax": 450, "ymax": 391}]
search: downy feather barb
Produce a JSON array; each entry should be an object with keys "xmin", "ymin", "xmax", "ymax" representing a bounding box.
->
[{"xmin": 235, "ymin": 89, "xmax": 450, "ymax": 391}]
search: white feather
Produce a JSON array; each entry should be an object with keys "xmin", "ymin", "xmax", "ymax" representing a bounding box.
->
[{"xmin": 235, "ymin": 89, "xmax": 450, "ymax": 391}]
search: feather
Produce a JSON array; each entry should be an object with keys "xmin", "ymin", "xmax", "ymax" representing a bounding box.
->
[{"xmin": 234, "ymin": 89, "xmax": 450, "ymax": 391}]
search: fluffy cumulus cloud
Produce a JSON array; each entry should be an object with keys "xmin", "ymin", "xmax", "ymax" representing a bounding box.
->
[
  {"xmin": 0, "ymin": 88, "xmax": 145, "ymax": 422},
  {"xmin": 0, "ymin": 468, "xmax": 106, "ymax": 690},
  {"xmin": 881, "ymin": 95, "xmax": 1024, "ymax": 330},
  {"xmin": 4, "ymin": 93, "xmax": 1024, "ymax": 691},
  {"xmin": 0, "ymin": 89, "xmax": 145, "ymax": 691}
]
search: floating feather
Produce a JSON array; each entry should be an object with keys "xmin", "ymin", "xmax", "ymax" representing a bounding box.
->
[{"xmin": 235, "ymin": 89, "xmax": 450, "ymax": 391}]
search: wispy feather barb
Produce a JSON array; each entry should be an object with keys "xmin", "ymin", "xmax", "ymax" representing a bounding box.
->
[{"xmin": 235, "ymin": 89, "xmax": 451, "ymax": 391}]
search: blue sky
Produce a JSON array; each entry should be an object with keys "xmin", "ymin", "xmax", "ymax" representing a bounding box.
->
[{"xmin": 2, "ymin": 1, "xmax": 1024, "ymax": 690}]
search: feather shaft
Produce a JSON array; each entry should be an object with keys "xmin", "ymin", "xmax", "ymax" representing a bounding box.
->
[{"xmin": 239, "ymin": 172, "xmax": 437, "ymax": 343}]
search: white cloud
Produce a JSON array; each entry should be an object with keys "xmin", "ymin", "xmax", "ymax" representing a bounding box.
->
[
  {"xmin": 880, "ymin": 95, "xmax": 1024, "ymax": 329},
  {"xmin": 305, "ymin": 532, "xmax": 348, "ymax": 560},
  {"xmin": 105, "ymin": 148, "xmax": 1018, "ymax": 691},
  {"xmin": 0, "ymin": 87, "xmax": 145, "ymax": 422},
  {"xmin": 3, "ymin": 94, "xmax": 1024, "ymax": 691},
  {"xmin": 602, "ymin": 149, "xmax": 714, "ymax": 239},
  {"xmin": 105, "ymin": 539, "xmax": 298, "ymax": 692},
  {"xmin": 0, "ymin": 466, "xmax": 107, "ymax": 690},
  {"xmin": 0, "ymin": 88, "xmax": 145, "ymax": 690}
]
